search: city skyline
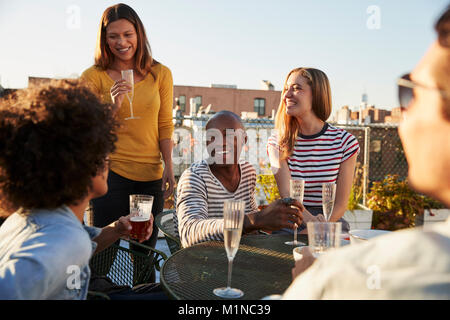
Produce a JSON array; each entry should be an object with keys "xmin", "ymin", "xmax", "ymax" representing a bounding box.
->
[{"xmin": 0, "ymin": 0, "xmax": 448, "ymax": 112}]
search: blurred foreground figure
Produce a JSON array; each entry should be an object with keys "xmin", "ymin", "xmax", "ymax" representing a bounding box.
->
[
  {"xmin": 283, "ymin": 6, "xmax": 450, "ymax": 300},
  {"xmin": 0, "ymin": 80, "xmax": 156, "ymax": 299}
]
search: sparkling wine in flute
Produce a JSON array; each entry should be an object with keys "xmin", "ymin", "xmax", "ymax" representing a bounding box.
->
[
  {"xmin": 322, "ymin": 200, "xmax": 334, "ymax": 221},
  {"xmin": 322, "ymin": 183, "xmax": 336, "ymax": 221},
  {"xmin": 224, "ymin": 227, "xmax": 242, "ymax": 259},
  {"xmin": 285, "ymin": 179, "xmax": 305, "ymax": 246},
  {"xmin": 121, "ymin": 69, "xmax": 139, "ymax": 120},
  {"xmin": 213, "ymin": 200, "xmax": 245, "ymax": 299}
]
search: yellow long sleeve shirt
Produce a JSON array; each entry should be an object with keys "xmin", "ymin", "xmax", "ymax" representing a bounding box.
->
[{"xmin": 81, "ymin": 63, "xmax": 174, "ymax": 181}]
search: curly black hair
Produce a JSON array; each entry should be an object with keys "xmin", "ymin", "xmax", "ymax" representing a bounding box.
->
[{"xmin": 0, "ymin": 79, "xmax": 119, "ymax": 216}]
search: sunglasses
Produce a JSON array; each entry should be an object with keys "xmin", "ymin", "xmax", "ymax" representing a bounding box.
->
[{"xmin": 397, "ymin": 73, "xmax": 450, "ymax": 109}]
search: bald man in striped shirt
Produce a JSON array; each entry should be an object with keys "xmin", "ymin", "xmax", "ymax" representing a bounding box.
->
[{"xmin": 175, "ymin": 111, "xmax": 304, "ymax": 248}]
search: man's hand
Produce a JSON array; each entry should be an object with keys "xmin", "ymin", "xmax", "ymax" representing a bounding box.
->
[
  {"xmin": 245, "ymin": 198, "xmax": 304, "ymax": 233},
  {"xmin": 292, "ymin": 246, "xmax": 316, "ymax": 280}
]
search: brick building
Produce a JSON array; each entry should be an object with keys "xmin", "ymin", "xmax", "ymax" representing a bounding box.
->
[
  {"xmin": 0, "ymin": 83, "xmax": 18, "ymax": 99},
  {"xmin": 173, "ymin": 84, "xmax": 282, "ymax": 118},
  {"xmin": 385, "ymin": 107, "xmax": 402, "ymax": 124},
  {"xmin": 360, "ymin": 106, "xmax": 391, "ymax": 123},
  {"xmin": 26, "ymin": 76, "xmax": 282, "ymax": 119},
  {"xmin": 335, "ymin": 104, "xmax": 394, "ymax": 124}
]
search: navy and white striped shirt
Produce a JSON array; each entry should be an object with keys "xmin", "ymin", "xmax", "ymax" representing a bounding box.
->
[
  {"xmin": 268, "ymin": 123, "xmax": 360, "ymax": 206},
  {"xmin": 175, "ymin": 160, "xmax": 258, "ymax": 248}
]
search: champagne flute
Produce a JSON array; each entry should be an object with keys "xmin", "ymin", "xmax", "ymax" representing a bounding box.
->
[
  {"xmin": 285, "ymin": 179, "xmax": 305, "ymax": 246},
  {"xmin": 322, "ymin": 183, "xmax": 336, "ymax": 221},
  {"xmin": 213, "ymin": 200, "xmax": 245, "ymax": 299},
  {"xmin": 121, "ymin": 69, "xmax": 140, "ymax": 120}
]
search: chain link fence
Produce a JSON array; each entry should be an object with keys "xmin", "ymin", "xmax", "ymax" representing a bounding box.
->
[
  {"xmin": 171, "ymin": 116, "xmax": 408, "ymax": 203},
  {"xmin": 336, "ymin": 124, "xmax": 408, "ymax": 205}
]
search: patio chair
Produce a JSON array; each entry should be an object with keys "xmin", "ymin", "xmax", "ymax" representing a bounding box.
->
[
  {"xmin": 155, "ymin": 209, "xmax": 182, "ymax": 255},
  {"xmin": 88, "ymin": 238, "xmax": 168, "ymax": 299}
]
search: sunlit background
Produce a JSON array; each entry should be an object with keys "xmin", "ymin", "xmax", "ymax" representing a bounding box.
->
[{"xmin": 0, "ymin": 0, "xmax": 448, "ymax": 114}]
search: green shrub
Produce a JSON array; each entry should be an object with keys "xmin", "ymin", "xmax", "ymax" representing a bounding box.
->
[
  {"xmin": 255, "ymin": 165, "xmax": 280, "ymax": 205},
  {"xmin": 348, "ymin": 162, "xmax": 365, "ymax": 211},
  {"xmin": 366, "ymin": 174, "xmax": 443, "ymax": 230}
]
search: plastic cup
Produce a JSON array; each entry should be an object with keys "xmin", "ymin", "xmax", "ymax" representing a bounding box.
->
[
  {"xmin": 129, "ymin": 194, "xmax": 153, "ymax": 240},
  {"xmin": 307, "ymin": 222, "xmax": 341, "ymax": 258}
]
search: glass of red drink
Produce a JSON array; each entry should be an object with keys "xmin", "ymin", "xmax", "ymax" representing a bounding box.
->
[{"xmin": 129, "ymin": 194, "xmax": 154, "ymax": 241}]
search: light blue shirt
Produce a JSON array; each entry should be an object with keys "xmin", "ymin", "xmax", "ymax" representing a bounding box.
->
[{"xmin": 0, "ymin": 206, "xmax": 101, "ymax": 300}]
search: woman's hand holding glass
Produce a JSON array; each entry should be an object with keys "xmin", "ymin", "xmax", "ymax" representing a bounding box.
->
[{"xmin": 110, "ymin": 79, "xmax": 132, "ymax": 112}]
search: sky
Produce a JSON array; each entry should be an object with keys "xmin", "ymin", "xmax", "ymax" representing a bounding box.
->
[{"xmin": 0, "ymin": 0, "xmax": 448, "ymax": 113}]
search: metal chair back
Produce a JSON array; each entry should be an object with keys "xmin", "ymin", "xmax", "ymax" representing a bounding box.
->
[
  {"xmin": 155, "ymin": 209, "xmax": 182, "ymax": 255},
  {"xmin": 89, "ymin": 239, "xmax": 167, "ymax": 287}
]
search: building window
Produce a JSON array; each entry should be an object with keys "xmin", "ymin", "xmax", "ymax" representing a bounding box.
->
[
  {"xmin": 195, "ymin": 96, "xmax": 202, "ymax": 113},
  {"xmin": 179, "ymin": 95, "xmax": 186, "ymax": 111},
  {"xmin": 254, "ymin": 98, "xmax": 265, "ymax": 116}
]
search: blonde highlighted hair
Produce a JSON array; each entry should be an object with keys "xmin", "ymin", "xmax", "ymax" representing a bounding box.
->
[
  {"xmin": 94, "ymin": 3, "xmax": 158, "ymax": 78},
  {"xmin": 274, "ymin": 68, "xmax": 332, "ymax": 160}
]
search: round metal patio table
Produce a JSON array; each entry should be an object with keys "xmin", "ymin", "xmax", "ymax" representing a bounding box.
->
[{"xmin": 160, "ymin": 233, "xmax": 308, "ymax": 300}]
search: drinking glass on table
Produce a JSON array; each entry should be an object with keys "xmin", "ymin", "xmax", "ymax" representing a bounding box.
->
[
  {"xmin": 129, "ymin": 194, "xmax": 153, "ymax": 241},
  {"xmin": 121, "ymin": 69, "xmax": 140, "ymax": 120},
  {"xmin": 322, "ymin": 183, "xmax": 336, "ymax": 221},
  {"xmin": 285, "ymin": 179, "xmax": 305, "ymax": 246},
  {"xmin": 307, "ymin": 222, "xmax": 341, "ymax": 258},
  {"xmin": 213, "ymin": 200, "xmax": 245, "ymax": 299}
]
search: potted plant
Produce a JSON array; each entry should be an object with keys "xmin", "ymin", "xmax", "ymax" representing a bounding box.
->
[
  {"xmin": 344, "ymin": 162, "xmax": 373, "ymax": 230},
  {"xmin": 365, "ymin": 174, "xmax": 447, "ymax": 231},
  {"xmin": 415, "ymin": 196, "xmax": 448, "ymax": 227}
]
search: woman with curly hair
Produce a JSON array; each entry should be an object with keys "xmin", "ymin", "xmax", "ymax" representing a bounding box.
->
[
  {"xmin": 81, "ymin": 4, "xmax": 174, "ymax": 263},
  {"xmin": 0, "ymin": 80, "xmax": 154, "ymax": 299},
  {"xmin": 267, "ymin": 68, "xmax": 360, "ymax": 235}
]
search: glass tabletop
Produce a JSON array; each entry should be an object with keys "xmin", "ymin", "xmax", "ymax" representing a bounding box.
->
[{"xmin": 160, "ymin": 233, "xmax": 308, "ymax": 300}]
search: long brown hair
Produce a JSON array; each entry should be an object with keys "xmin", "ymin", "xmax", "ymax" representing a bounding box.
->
[
  {"xmin": 95, "ymin": 3, "xmax": 157, "ymax": 78},
  {"xmin": 274, "ymin": 68, "xmax": 332, "ymax": 160}
]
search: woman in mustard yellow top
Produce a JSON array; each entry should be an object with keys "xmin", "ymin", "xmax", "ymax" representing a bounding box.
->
[{"xmin": 81, "ymin": 4, "xmax": 174, "ymax": 257}]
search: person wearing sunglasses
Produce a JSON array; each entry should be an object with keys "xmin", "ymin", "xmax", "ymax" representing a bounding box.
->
[{"xmin": 283, "ymin": 6, "xmax": 450, "ymax": 300}]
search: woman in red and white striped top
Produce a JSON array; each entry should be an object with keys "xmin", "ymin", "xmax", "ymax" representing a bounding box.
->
[{"xmin": 267, "ymin": 68, "xmax": 359, "ymax": 233}]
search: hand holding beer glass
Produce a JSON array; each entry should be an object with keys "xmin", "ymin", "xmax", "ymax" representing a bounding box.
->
[{"xmin": 129, "ymin": 194, "xmax": 154, "ymax": 242}]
